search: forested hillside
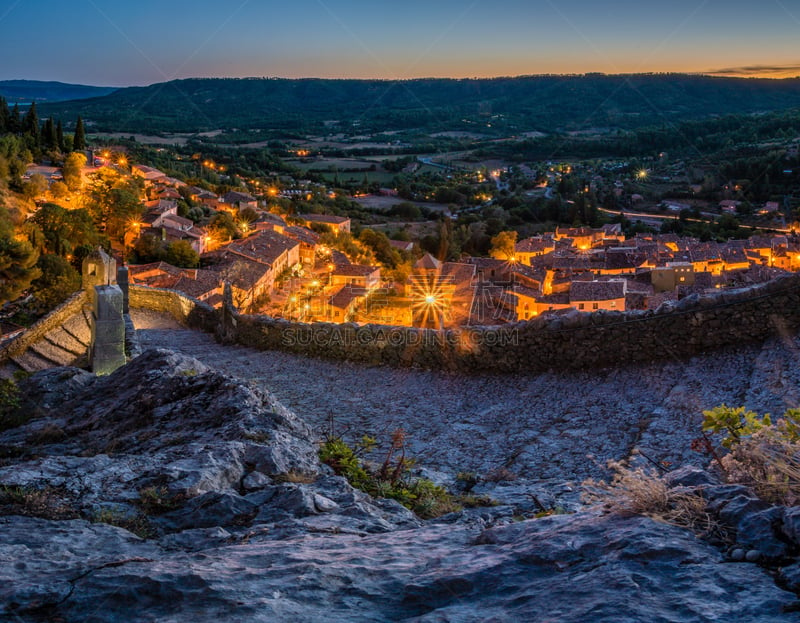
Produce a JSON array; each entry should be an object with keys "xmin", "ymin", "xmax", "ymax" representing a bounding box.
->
[{"xmin": 39, "ymin": 74, "xmax": 800, "ymax": 134}]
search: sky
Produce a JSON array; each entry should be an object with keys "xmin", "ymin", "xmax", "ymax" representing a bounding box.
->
[{"xmin": 1, "ymin": 0, "xmax": 799, "ymax": 86}]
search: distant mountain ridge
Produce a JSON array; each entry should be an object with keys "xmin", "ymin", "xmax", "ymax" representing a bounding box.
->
[
  {"xmin": 0, "ymin": 80, "xmax": 117, "ymax": 105},
  {"xmin": 37, "ymin": 74, "xmax": 800, "ymax": 133}
]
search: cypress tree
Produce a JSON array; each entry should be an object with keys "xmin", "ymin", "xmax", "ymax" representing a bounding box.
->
[
  {"xmin": 43, "ymin": 117, "xmax": 57, "ymax": 150},
  {"xmin": 0, "ymin": 97, "xmax": 9, "ymax": 133},
  {"xmin": 10, "ymin": 104, "xmax": 21, "ymax": 134},
  {"xmin": 73, "ymin": 116, "xmax": 86, "ymax": 151},
  {"xmin": 23, "ymin": 102, "xmax": 40, "ymax": 142},
  {"xmin": 56, "ymin": 120, "xmax": 64, "ymax": 152}
]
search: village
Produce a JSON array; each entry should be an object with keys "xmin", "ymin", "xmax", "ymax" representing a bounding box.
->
[{"xmin": 82, "ymin": 161, "xmax": 800, "ymax": 330}]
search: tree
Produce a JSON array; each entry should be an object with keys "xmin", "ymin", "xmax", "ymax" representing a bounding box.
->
[
  {"xmin": 85, "ymin": 168, "xmax": 143, "ymax": 242},
  {"xmin": 207, "ymin": 211, "xmax": 239, "ymax": 242},
  {"xmin": 164, "ymin": 240, "xmax": 199, "ymax": 268},
  {"xmin": 62, "ymin": 151, "xmax": 87, "ymax": 192},
  {"xmin": 0, "ymin": 97, "xmax": 9, "ymax": 134},
  {"xmin": 30, "ymin": 203, "xmax": 102, "ymax": 257},
  {"xmin": 359, "ymin": 228, "xmax": 400, "ymax": 268},
  {"xmin": 9, "ymin": 104, "xmax": 20, "ymax": 134},
  {"xmin": 22, "ymin": 102, "xmax": 39, "ymax": 143},
  {"xmin": 489, "ymin": 230, "xmax": 518, "ymax": 260},
  {"xmin": 56, "ymin": 120, "xmax": 64, "ymax": 152},
  {"xmin": 73, "ymin": 116, "xmax": 86, "ymax": 151},
  {"xmin": 29, "ymin": 254, "xmax": 80, "ymax": 313},
  {"xmin": 42, "ymin": 117, "xmax": 57, "ymax": 151},
  {"xmin": 22, "ymin": 173, "xmax": 48, "ymax": 200},
  {"xmin": 0, "ymin": 214, "xmax": 40, "ymax": 304}
]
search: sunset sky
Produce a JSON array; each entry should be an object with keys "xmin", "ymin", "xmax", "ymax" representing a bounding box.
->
[{"xmin": 1, "ymin": 0, "xmax": 799, "ymax": 86}]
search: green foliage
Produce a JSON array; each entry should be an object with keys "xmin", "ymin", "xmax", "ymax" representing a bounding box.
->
[
  {"xmin": 699, "ymin": 406, "xmax": 800, "ymax": 506},
  {"xmin": 319, "ymin": 432, "xmax": 463, "ymax": 519},
  {"xmin": 137, "ymin": 486, "xmax": 184, "ymax": 515},
  {"xmin": 29, "ymin": 253, "xmax": 81, "ymax": 313},
  {"xmin": 91, "ymin": 508, "xmax": 154, "ymax": 539},
  {"xmin": 0, "ymin": 376, "xmax": 24, "ymax": 432},
  {"xmin": 702, "ymin": 404, "xmax": 774, "ymax": 448},
  {"xmin": 36, "ymin": 75, "xmax": 800, "ymax": 135},
  {"xmin": 62, "ymin": 151, "xmax": 86, "ymax": 191},
  {"xmin": 73, "ymin": 116, "xmax": 86, "ymax": 151},
  {"xmin": 29, "ymin": 203, "xmax": 103, "ymax": 257},
  {"xmin": 164, "ymin": 240, "xmax": 199, "ymax": 268},
  {"xmin": 489, "ymin": 230, "xmax": 518, "ymax": 260},
  {"xmin": 0, "ymin": 214, "xmax": 40, "ymax": 305}
]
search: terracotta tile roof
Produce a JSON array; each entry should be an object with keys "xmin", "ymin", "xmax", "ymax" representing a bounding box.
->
[
  {"xmin": 570, "ymin": 280, "xmax": 626, "ymax": 302},
  {"xmin": 332, "ymin": 264, "xmax": 379, "ymax": 277},
  {"xmin": 224, "ymin": 230, "xmax": 299, "ymax": 265},
  {"xmin": 301, "ymin": 213, "xmax": 350, "ymax": 225}
]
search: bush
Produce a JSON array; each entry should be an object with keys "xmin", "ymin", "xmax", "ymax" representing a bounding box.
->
[
  {"xmin": 319, "ymin": 431, "xmax": 464, "ymax": 519},
  {"xmin": 700, "ymin": 405, "xmax": 800, "ymax": 505},
  {"xmin": 582, "ymin": 461, "xmax": 719, "ymax": 538},
  {"xmin": 0, "ymin": 376, "xmax": 25, "ymax": 432}
]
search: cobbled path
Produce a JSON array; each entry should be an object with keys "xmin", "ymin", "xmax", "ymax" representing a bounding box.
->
[{"xmin": 133, "ymin": 309, "xmax": 800, "ymax": 490}]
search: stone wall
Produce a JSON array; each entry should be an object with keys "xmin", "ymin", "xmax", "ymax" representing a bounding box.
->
[
  {"xmin": 0, "ymin": 291, "xmax": 88, "ymax": 362},
  {"xmin": 129, "ymin": 286, "xmax": 217, "ymax": 332},
  {"xmin": 221, "ymin": 272, "xmax": 800, "ymax": 372}
]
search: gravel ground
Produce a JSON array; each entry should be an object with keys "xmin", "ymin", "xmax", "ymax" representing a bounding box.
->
[{"xmin": 132, "ymin": 309, "xmax": 800, "ymax": 498}]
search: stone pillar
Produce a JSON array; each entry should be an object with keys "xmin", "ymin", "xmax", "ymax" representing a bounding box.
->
[
  {"xmin": 82, "ymin": 247, "xmax": 117, "ymax": 307},
  {"xmin": 216, "ymin": 281, "xmax": 238, "ymax": 345},
  {"xmin": 91, "ymin": 285, "xmax": 126, "ymax": 375},
  {"xmin": 117, "ymin": 266, "xmax": 130, "ymax": 315}
]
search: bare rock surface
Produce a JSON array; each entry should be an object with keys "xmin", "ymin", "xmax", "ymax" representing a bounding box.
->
[
  {"xmin": 133, "ymin": 311, "xmax": 800, "ymax": 503},
  {"xmin": 1, "ymin": 341, "xmax": 799, "ymax": 620}
]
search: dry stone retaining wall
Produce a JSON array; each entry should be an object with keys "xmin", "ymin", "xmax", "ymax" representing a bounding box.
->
[
  {"xmin": 137, "ymin": 273, "xmax": 800, "ymax": 373},
  {"xmin": 0, "ymin": 291, "xmax": 88, "ymax": 362}
]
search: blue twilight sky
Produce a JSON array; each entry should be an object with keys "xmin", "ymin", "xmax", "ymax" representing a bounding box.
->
[{"xmin": 1, "ymin": 0, "xmax": 799, "ymax": 86}]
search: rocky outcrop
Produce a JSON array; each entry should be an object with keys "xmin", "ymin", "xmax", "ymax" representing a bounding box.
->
[{"xmin": 1, "ymin": 350, "xmax": 799, "ymax": 621}]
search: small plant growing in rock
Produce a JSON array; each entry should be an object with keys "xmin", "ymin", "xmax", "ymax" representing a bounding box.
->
[
  {"xmin": 91, "ymin": 508, "xmax": 155, "ymax": 539},
  {"xmin": 0, "ymin": 377, "xmax": 24, "ymax": 432},
  {"xmin": 697, "ymin": 405, "xmax": 800, "ymax": 505},
  {"xmin": 137, "ymin": 486, "xmax": 185, "ymax": 515},
  {"xmin": 583, "ymin": 462, "xmax": 719, "ymax": 538},
  {"xmin": 319, "ymin": 430, "xmax": 471, "ymax": 519}
]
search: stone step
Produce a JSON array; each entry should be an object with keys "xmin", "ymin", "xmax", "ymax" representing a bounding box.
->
[
  {"xmin": 11, "ymin": 350, "xmax": 56, "ymax": 373},
  {"xmin": 62, "ymin": 308, "xmax": 92, "ymax": 346},
  {"xmin": 43, "ymin": 326, "xmax": 88, "ymax": 357},
  {"xmin": 29, "ymin": 340, "xmax": 79, "ymax": 368}
]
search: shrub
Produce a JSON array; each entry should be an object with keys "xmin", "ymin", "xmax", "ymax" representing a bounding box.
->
[
  {"xmin": 319, "ymin": 431, "xmax": 467, "ymax": 519},
  {"xmin": 0, "ymin": 377, "xmax": 25, "ymax": 432},
  {"xmin": 699, "ymin": 405, "xmax": 800, "ymax": 506},
  {"xmin": 583, "ymin": 461, "xmax": 720, "ymax": 539}
]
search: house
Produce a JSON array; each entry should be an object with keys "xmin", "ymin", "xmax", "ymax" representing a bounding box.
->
[
  {"xmin": 514, "ymin": 236, "xmax": 556, "ymax": 265},
  {"xmin": 331, "ymin": 264, "xmax": 381, "ymax": 290},
  {"xmin": 222, "ymin": 191, "xmax": 258, "ymax": 210},
  {"xmin": 554, "ymin": 226, "xmax": 595, "ymax": 250},
  {"xmin": 327, "ymin": 285, "xmax": 366, "ymax": 322},
  {"xmin": 283, "ymin": 226, "xmax": 320, "ymax": 264},
  {"xmin": 252, "ymin": 212, "xmax": 288, "ymax": 234},
  {"xmin": 651, "ymin": 262, "xmax": 695, "ymax": 292},
  {"xmin": 388, "ymin": 239, "xmax": 414, "ymax": 253},
  {"xmin": 569, "ymin": 280, "xmax": 627, "ymax": 312},
  {"xmin": 188, "ymin": 186, "xmax": 220, "ymax": 208},
  {"xmin": 223, "ymin": 229, "xmax": 301, "ymax": 275},
  {"xmin": 759, "ymin": 201, "xmax": 781, "ymax": 215},
  {"xmin": 131, "ymin": 165, "xmax": 167, "ymax": 185},
  {"xmin": 719, "ymin": 200, "xmax": 741, "ymax": 214},
  {"xmin": 128, "ymin": 262, "xmax": 222, "ymax": 305},
  {"xmin": 300, "ymin": 214, "xmax": 351, "ymax": 234}
]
